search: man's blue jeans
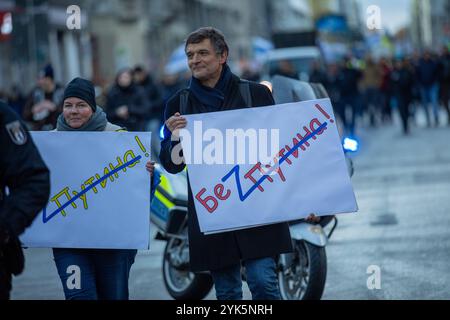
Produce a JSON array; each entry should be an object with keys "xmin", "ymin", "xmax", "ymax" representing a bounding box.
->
[
  {"xmin": 420, "ymin": 83, "xmax": 440, "ymax": 125},
  {"xmin": 52, "ymin": 248, "xmax": 137, "ymax": 300},
  {"xmin": 210, "ymin": 257, "xmax": 281, "ymax": 300}
]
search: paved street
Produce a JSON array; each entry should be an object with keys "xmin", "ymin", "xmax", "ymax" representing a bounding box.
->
[
  {"xmin": 323, "ymin": 110, "xmax": 450, "ymax": 299},
  {"xmin": 11, "ymin": 110, "xmax": 450, "ymax": 300}
]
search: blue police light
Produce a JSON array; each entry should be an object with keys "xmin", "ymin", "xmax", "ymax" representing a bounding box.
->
[
  {"xmin": 159, "ymin": 125, "xmax": 165, "ymax": 140},
  {"xmin": 343, "ymin": 137, "xmax": 359, "ymax": 152}
]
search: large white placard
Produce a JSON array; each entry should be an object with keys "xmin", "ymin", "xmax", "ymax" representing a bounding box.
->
[
  {"xmin": 20, "ymin": 132, "xmax": 152, "ymax": 249},
  {"xmin": 179, "ymin": 98, "xmax": 358, "ymax": 234}
]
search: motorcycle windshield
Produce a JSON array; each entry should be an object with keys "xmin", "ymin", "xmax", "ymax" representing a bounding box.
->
[{"xmin": 270, "ymin": 75, "xmax": 327, "ymax": 104}]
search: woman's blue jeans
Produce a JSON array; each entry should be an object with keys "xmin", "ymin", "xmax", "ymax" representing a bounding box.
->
[
  {"xmin": 210, "ymin": 257, "xmax": 281, "ymax": 300},
  {"xmin": 52, "ymin": 248, "xmax": 137, "ymax": 300}
]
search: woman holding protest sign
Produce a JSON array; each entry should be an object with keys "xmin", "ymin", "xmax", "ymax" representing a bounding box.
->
[{"xmin": 51, "ymin": 77, "xmax": 157, "ymax": 300}]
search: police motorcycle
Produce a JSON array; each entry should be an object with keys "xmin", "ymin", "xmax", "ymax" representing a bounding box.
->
[{"xmin": 150, "ymin": 75, "xmax": 355, "ymax": 300}]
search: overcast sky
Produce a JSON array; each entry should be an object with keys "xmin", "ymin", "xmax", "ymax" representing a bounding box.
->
[{"xmin": 357, "ymin": 0, "xmax": 412, "ymax": 33}]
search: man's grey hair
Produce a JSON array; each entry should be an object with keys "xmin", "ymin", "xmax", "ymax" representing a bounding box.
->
[{"xmin": 185, "ymin": 27, "xmax": 229, "ymax": 57}]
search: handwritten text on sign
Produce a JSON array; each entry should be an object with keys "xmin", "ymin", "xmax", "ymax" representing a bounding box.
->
[
  {"xmin": 20, "ymin": 132, "xmax": 152, "ymax": 249},
  {"xmin": 180, "ymin": 99, "xmax": 358, "ymax": 234}
]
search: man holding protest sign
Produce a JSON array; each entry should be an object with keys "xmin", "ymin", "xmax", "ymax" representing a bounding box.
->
[{"xmin": 159, "ymin": 27, "xmax": 292, "ymax": 300}]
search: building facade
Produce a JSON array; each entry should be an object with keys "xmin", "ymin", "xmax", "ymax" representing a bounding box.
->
[
  {"xmin": 411, "ymin": 0, "xmax": 450, "ymax": 50},
  {"xmin": 0, "ymin": 0, "xmax": 92, "ymax": 92}
]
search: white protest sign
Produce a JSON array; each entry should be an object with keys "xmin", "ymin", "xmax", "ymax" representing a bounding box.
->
[
  {"xmin": 20, "ymin": 132, "xmax": 152, "ymax": 249},
  {"xmin": 178, "ymin": 98, "xmax": 358, "ymax": 234}
]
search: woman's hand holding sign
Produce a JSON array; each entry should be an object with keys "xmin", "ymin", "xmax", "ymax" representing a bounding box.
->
[{"xmin": 146, "ymin": 161, "xmax": 155, "ymax": 177}]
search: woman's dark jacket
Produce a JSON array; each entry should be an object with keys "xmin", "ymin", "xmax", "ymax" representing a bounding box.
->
[{"xmin": 105, "ymin": 84, "xmax": 150, "ymax": 131}]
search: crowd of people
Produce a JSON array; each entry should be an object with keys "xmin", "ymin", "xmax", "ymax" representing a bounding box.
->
[
  {"xmin": 308, "ymin": 48, "xmax": 450, "ymax": 136},
  {"xmin": 1, "ymin": 47, "xmax": 449, "ymax": 140},
  {"xmin": 0, "ymin": 64, "xmax": 188, "ymax": 136},
  {"xmin": 0, "ymin": 63, "xmax": 191, "ymax": 160}
]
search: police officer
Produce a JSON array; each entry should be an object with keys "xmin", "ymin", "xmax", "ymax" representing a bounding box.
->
[{"xmin": 0, "ymin": 100, "xmax": 50, "ymax": 300}]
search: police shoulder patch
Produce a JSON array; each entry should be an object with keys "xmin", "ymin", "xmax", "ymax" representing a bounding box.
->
[{"xmin": 6, "ymin": 120, "xmax": 28, "ymax": 145}]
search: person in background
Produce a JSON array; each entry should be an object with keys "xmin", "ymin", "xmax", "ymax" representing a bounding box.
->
[
  {"xmin": 134, "ymin": 65, "xmax": 165, "ymax": 159},
  {"xmin": 7, "ymin": 85, "xmax": 26, "ymax": 118},
  {"xmin": 309, "ymin": 60, "xmax": 328, "ymax": 87},
  {"xmin": 390, "ymin": 59, "xmax": 414, "ymax": 135},
  {"xmin": 361, "ymin": 56, "xmax": 382, "ymax": 127},
  {"xmin": 272, "ymin": 60, "xmax": 298, "ymax": 80},
  {"xmin": 337, "ymin": 57, "xmax": 362, "ymax": 136},
  {"xmin": 23, "ymin": 64, "xmax": 64, "ymax": 131},
  {"xmin": 324, "ymin": 63, "xmax": 343, "ymax": 125},
  {"xmin": 416, "ymin": 51, "xmax": 441, "ymax": 127},
  {"xmin": 379, "ymin": 58, "xmax": 393, "ymax": 124},
  {"xmin": 105, "ymin": 68, "xmax": 150, "ymax": 131},
  {"xmin": 240, "ymin": 60, "xmax": 261, "ymax": 82},
  {"xmin": 133, "ymin": 65, "xmax": 164, "ymax": 125}
]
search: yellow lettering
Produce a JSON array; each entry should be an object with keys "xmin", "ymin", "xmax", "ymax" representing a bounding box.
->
[
  {"xmin": 84, "ymin": 177, "xmax": 98, "ymax": 193},
  {"xmin": 123, "ymin": 150, "xmax": 139, "ymax": 168},
  {"xmin": 72, "ymin": 185, "xmax": 88, "ymax": 210},
  {"xmin": 109, "ymin": 157, "xmax": 125, "ymax": 178},
  {"xmin": 101, "ymin": 167, "xmax": 115, "ymax": 187},
  {"xmin": 50, "ymin": 187, "xmax": 76, "ymax": 217}
]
